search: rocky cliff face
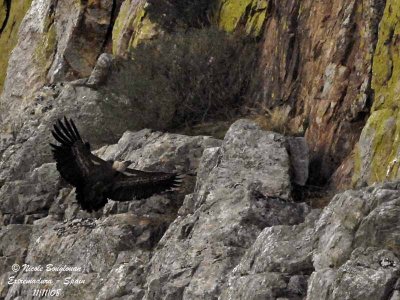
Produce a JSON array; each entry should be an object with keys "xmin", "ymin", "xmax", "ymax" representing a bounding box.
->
[
  {"xmin": 1, "ymin": 0, "xmax": 400, "ymax": 299},
  {"xmin": 0, "ymin": 118, "xmax": 399, "ymax": 299},
  {"xmin": 0, "ymin": 0, "xmax": 396, "ymax": 189},
  {"xmin": 354, "ymin": 0, "xmax": 400, "ymax": 185},
  {"xmin": 257, "ymin": 0, "xmax": 386, "ymax": 187}
]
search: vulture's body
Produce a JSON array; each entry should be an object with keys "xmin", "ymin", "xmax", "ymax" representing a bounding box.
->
[{"xmin": 50, "ymin": 117, "xmax": 180, "ymax": 212}]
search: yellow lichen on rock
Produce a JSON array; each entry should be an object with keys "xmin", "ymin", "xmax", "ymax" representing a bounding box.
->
[
  {"xmin": 371, "ymin": 0, "xmax": 400, "ymax": 112},
  {"xmin": 129, "ymin": 6, "xmax": 158, "ymax": 49},
  {"xmin": 354, "ymin": 0, "xmax": 400, "ymax": 184},
  {"xmin": 0, "ymin": 0, "xmax": 33, "ymax": 93},
  {"xmin": 216, "ymin": 0, "xmax": 268, "ymax": 37},
  {"xmin": 112, "ymin": 0, "xmax": 158, "ymax": 56},
  {"xmin": 112, "ymin": 0, "xmax": 131, "ymax": 56},
  {"xmin": 33, "ymin": 22, "xmax": 57, "ymax": 81},
  {"xmin": 0, "ymin": 1, "xmax": 5, "ymax": 27}
]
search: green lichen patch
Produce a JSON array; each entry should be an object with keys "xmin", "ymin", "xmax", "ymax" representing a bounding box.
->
[
  {"xmin": 111, "ymin": 0, "xmax": 130, "ymax": 55},
  {"xmin": 354, "ymin": 0, "xmax": 400, "ymax": 185},
  {"xmin": 217, "ymin": 0, "xmax": 251, "ymax": 32},
  {"xmin": 112, "ymin": 1, "xmax": 158, "ymax": 56},
  {"xmin": 371, "ymin": 0, "xmax": 400, "ymax": 112},
  {"xmin": 367, "ymin": 109, "xmax": 398, "ymax": 182},
  {"xmin": 0, "ymin": 1, "xmax": 6, "ymax": 27},
  {"xmin": 216, "ymin": 0, "xmax": 268, "ymax": 37},
  {"xmin": 33, "ymin": 21, "xmax": 57, "ymax": 80},
  {"xmin": 0, "ymin": 0, "xmax": 33, "ymax": 93},
  {"xmin": 128, "ymin": 6, "xmax": 158, "ymax": 49}
]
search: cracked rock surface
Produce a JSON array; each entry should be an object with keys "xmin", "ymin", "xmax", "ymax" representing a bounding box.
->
[{"xmin": 0, "ymin": 119, "xmax": 399, "ymax": 300}]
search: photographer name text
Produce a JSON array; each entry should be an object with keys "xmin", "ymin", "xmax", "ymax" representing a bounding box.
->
[{"xmin": 12, "ymin": 263, "xmax": 82, "ymax": 274}]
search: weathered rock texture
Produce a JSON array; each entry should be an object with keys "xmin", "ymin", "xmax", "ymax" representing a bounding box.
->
[
  {"xmin": 214, "ymin": 0, "xmax": 269, "ymax": 37},
  {"xmin": 354, "ymin": 0, "xmax": 400, "ymax": 185},
  {"xmin": 0, "ymin": 84, "xmax": 221, "ymax": 222},
  {"xmin": 258, "ymin": 0, "xmax": 386, "ymax": 187},
  {"xmin": 221, "ymin": 182, "xmax": 400, "ymax": 299},
  {"xmin": 0, "ymin": 119, "xmax": 399, "ymax": 300},
  {"xmin": 2, "ymin": 0, "xmax": 400, "ymax": 190},
  {"xmin": 0, "ymin": 0, "xmax": 121, "ymax": 114},
  {"xmin": 1, "ymin": 0, "xmax": 400, "ymax": 299},
  {"xmin": 112, "ymin": 0, "xmax": 156, "ymax": 57},
  {"xmin": 143, "ymin": 120, "xmax": 309, "ymax": 299},
  {"xmin": 308, "ymin": 182, "xmax": 400, "ymax": 300},
  {"xmin": 0, "ymin": 0, "xmax": 32, "ymax": 93},
  {"xmin": 0, "ymin": 119, "xmax": 304, "ymax": 298}
]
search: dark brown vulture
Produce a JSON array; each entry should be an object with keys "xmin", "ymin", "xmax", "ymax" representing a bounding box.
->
[{"xmin": 50, "ymin": 117, "xmax": 181, "ymax": 212}]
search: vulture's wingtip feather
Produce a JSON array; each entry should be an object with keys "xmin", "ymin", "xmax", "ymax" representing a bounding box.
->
[
  {"xmin": 57, "ymin": 118, "xmax": 75, "ymax": 142},
  {"xmin": 51, "ymin": 129, "xmax": 71, "ymax": 146},
  {"xmin": 63, "ymin": 116, "xmax": 79, "ymax": 141},
  {"xmin": 69, "ymin": 118, "xmax": 82, "ymax": 140}
]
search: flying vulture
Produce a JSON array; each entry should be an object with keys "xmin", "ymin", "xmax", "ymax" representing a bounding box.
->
[{"xmin": 50, "ymin": 117, "xmax": 181, "ymax": 212}]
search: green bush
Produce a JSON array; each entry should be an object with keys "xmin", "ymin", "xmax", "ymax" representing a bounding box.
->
[{"xmin": 106, "ymin": 27, "xmax": 259, "ymax": 128}]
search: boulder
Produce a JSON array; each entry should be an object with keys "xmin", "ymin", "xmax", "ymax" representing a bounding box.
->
[{"xmin": 143, "ymin": 119, "xmax": 309, "ymax": 299}]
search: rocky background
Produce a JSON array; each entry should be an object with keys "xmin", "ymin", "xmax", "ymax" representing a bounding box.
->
[{"xmin": 0, "ymin": 0, "xmax": 400, "ymax": 299}]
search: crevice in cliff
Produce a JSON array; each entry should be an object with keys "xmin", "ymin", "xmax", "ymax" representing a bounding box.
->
[
  {"xmin": 292, "ymin": 183, "xmax": 335, "ymax": 208},
  {"xmin": 100, "ymin": 0, "xmax": 119, "ymax": 53}
]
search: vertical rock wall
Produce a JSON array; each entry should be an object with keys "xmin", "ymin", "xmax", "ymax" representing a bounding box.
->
[
  {"xmin": 354, "ymin": 0, "xmax": 400, "ymax": 185},
  {"xmin": 0, "ymin": 0, "xmax": 119, "ymax": 115},
  {"xmin": 0, "ymin": 0, "xmax": 33, "ymax": 94},
  {"xmin": 258, "ymin": 0, "xmax": 385, "ymax": 186}
]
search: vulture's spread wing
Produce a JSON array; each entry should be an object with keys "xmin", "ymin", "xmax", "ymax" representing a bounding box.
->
[
  {"xmin": 50, "ymin": 117, "xmax": 181, "ymax": 211},
  {"xmin": 107, "ymin": 168, "xmax": 181, "ymax": 201},
  {"xmin": 49, "ymin": 117, "xmax": 105, "ymax": 187},
  {"xmin": 50, "ymin": 117, "xmax": 113, "ymax": 211}
]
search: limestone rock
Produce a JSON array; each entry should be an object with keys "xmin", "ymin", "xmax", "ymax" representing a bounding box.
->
[
  {"xmin": 143, "ymin": 119, "xmax": 308, "ymax": 299},
  {"xmin": 0, "ymin": 118, "xmax": 399, "ymax": 299},
  {"xmin": 86, "ymin": 53, "xmax": 115, "ymax": 87},
  {"xmin": 0, "ymin": 0, "xmax": 118, "ymax": 116},
  {"xmin": 0, "ymin": 163, "xmax": 59, "ymax": 222},
  {"xmin": 0, "ymin": 0, "xmax": 32, "ymax": 93},
  {"xmin": 220, "ymin": 210, "xmax": 320, "ymax": 299},
  {"xmin": 308, "ymin": 182, "xmax": 400, "ymax": 299},
  {"xmin": 0, "ymin": 224, "xmax": 32, "ymax": 298},
  {"xmin": 287, "ymin": 137, "xmax": 309, "ymax": 186},
  {"xmin": 0, "ymin": 121, "xmax": 220, "ymax": 298},
  {"xmin": 308, "ymin": 248, "xmax": 400, "ymax": 300},
  {"xmin": 353, "ymin": 0, "xmax": 400, "ymax": 185}
]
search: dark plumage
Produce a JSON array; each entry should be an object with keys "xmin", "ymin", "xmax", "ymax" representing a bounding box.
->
[{"xmin": 50, "ymin": 117, "xmax": 181, "ymax": 212}]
